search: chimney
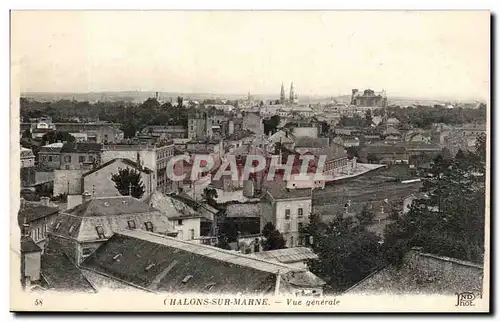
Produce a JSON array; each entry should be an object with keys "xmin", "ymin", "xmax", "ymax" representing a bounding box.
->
[
  {"xmin": 82, "ymin": 191, "xmax": 92, "ymax": 203},
  {"xmin": 136, "ymin": 152, "xmax": 142, "ymax": 170},
  {"xmin": 40, "ymin": 196, "xmax": 50, "ymax": 207}
]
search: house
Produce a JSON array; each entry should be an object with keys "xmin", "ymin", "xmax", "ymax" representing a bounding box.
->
[
  {"xmin": 372, "ymin": 116, "xmax": 383, "ymax": 127},
  {"xmin": 145, "ymin": 191, "xmax": 207, "ymax": 242},
  {"xmin": 18, "ymin": 197, "xmax": 60, "ymax": 249},
  {"xmin": 351, "ymin": 89, "xmax": 386, "ymax": 107},
  {"xmin": 21, "ymin": 147, "xmax": 35, "ymax": 168},
  {"xmin": 332, "ymin": 135, "xmax": 360, "ymax": 148},
  {"xmin": 386, "ymin": 117, "xmax": 401, "ymax": 127},
  {"xmin": 38, "ymin": 142, "xmax": 64, "ymax": 170},
  {"xmin": 81, "ymin": 229, "xmax": 326, "ymax": 295},
  {"xmin": 101, "ymin": 141, "xmax": 176, "ymax": 193},
  {"xmin": 221, "ymin": 202, "xmax": 261, "ymax": 238},
  {"xmin": 260, "ymin": 183, "xmax": 312, "ymax": 248},
  {"xmin": 251, "ymin": 247, "xmax": 318, "ymax": 270},
  {"xmin": 360, "ymin": 144, "xmax": 409, "ymax": 164},
  {"xmin": 345, "ymin": 247, "xmax": 483, "ymax": 295},
  {"xmin": 82, "ymin": 158, "xmax": 156, "ymax": 200},
  {"xmin": 60, "ymin": 142, "xmax": 102, "ymax": 170},
  {"xmin": 382, "ymin": 127, "xmax": 402, "ymax": 141},
  {"xmin": 242, "ymin": 111, "xmax": 264, "ymax": 135},
  {"xmin": 52, "ymin": 123, "xmax": 124, "ymax": 143},
  {"xmin": 48, "ymin": 195, "xmax": 173, "ymax": 264}
]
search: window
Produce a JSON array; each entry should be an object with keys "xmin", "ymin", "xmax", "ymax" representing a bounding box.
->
[
  {"xmin": 285, "ymin": 209, "xmax": 290, "ymax": 220},
  {"xmin": 127, "ymin": 220, "xmax": 136, "ymax": 229},
  {"xmin": 290, "ymin": 236, "xmax": 294, "ymax": 247},
  {"xmin": 88, "ymin": 155, "xmax": 95, "ymax": 163},
  {"xmin": 285, "ymin": 222, "xmax": 291, "ymax": 232},
  {"xmin": 48, "ymin": 156, "xmax": 53, "ymax": 162},
  {"xmin": 145, "ymin": 221, "xmax": 154, "ymax": 232},
  {"xmin": 41, "ymin": 156, "xmax": 46, "ymax": 161},
  {"xmin": 254, "ymin": 239, "xmax": 260, "ymax": 253},
  {"xmin": 177, "ymin": 219, "xmax": 183, "ymax": 226},
  {"xmin": 64, "ymin": 156, "xmax": 72, "ymax": 163},
  {"xmin": 68, "ymin": 225, "xmax": 75, "ymax": 236},
  {"xmin": 298, "ymin": 237, "xmax": 304, "ymax": 246},
  {"xmin": 189, "ymin": 229, "xmax": 195, "ymax": 240},
  {"xmin": 54, "ymin": 222, "xmax": 61, "ymax": 232},
  {"xmin": 96, "ymin": 226, "xmax": 105, "ymax": 239},
  {"xmin": 79, "ymin": 155, "xmax": 85, "ymax": 163},
  {"xmin": 298, "ymin": 222, "xmax": 303, "ymax": 232},
  {"xmin": 298, "ymin": 208, "xmax": 303, "ymax": 218}
]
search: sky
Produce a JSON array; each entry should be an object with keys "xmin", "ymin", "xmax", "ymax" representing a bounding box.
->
[{"xmin": 11, "ymin": 11, "xmax": 490, "ymax": 100}]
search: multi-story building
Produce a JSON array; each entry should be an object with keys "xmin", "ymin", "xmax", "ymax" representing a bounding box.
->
[
  {"xmin": 38, "ymin": 142, "xmax": 64, "ymax": 170},
  {"xmin": 20, "ymin": 147, "xmax": 35, "ymax": 168},
  {"xmin": 18, "ymin": 197, "xmax": 60, "ymax": 250},
  {"xmin": 260, "ymin": 183, "xmax": 313, "ymax": 248},
  {"xmin": 59, "ymin": 142, "xmax": 102, "ymax": 171},
  {"xmin": 82, "ymin": 158, "xmax": 156, "ymax": 201},
  {"xmin": 101, "ymin": 141, "xmax": 176, "ymax": 193},
  {"xmin": 242, "ymin": 111, "xmax": 264, "ymax": 135},
  {"xmin": 351, "ymin": 89, "xmax": 387, "ymax": 108},
  {"xmin": 48, "ymin": 195, "xmax": 173, "ymax": 264}
]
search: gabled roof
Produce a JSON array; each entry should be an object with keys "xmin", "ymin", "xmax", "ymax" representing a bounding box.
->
[
  {"xmin": 226, "ymin": 203, "xmax": 261, "ymax": 218},
  {"xmin": 18, "ymin": 204, "xmax": 60, "ymax": 226},
  {"xmin": 252, "ymin": 247, "xmax": 318, "ymax": 264},
  {"xmin": 83, "ymin": 158, "xmax": 153, "ymax": 177},
  {"xmin": 81, "ymin": 229, "xmax": 324, "ymax": 294},
  {"xmin": 145, "ymin": 191, "xmax": 199, "ymax": 220},
  {"xmin": 65, "ymin": 196, "xmax": 159, "ymax": 217},
  {"xmin": 40, "ymin": 237, "xmax": 96, "ymax": 293}
]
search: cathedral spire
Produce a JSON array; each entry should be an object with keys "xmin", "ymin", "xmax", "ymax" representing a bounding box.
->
[{"xmin": 280, "ymin": 82, "xmax": 286, "ymax": 104}]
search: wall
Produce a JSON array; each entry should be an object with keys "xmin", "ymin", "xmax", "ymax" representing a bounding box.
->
[
  {"xmin": 35, "ymin": 171, "xmax": 55, "ymax": 185},
  {"xmin": 83, "ymin": 160, "xmax": 155, "ymax": 199},
  {"xmin": 21, "ymin": 157, "xmax": 35, "ymax": 168},
  {"xmin": 23, "ymin": 252, "xmax": 41, "ymax": 282},
  {"xmin": 101, "ymin": 149, "xmax": 156, "ymax": 171},
  {"xmin": 60, "ymin": 152, "xmax": 100, "ymax": 170},
  {"xmin": 292, "ymin": 127, "xmax": 318, "ymax": 138},
  {"xmin": 54, "ymin": 169, "xmax": 85, "ymax": 196},
  {"xmin": 275, "ymin": 198, "xmax": 311, "ymax": 248},
  {"xmin": 172, "ymin": 217, "xmax": 200, "ymax": 241},
  {"xmin": 38, "ymin": 152, "xmax": 61, "ymax": 169},
  {"xmin": 287, "ymin": 174, "xmax": 325, "ymax": 190}
]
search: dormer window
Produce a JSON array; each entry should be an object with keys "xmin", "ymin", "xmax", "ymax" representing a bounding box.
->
[
  {"xmin": 54, "ymin": 222, "xmax": 61, "ymax": 232},
  {"xmin": 96, "ymin": 225, "xmax": 105, "ymax": 239},
  {"xmin": 127, "ymin": 220, "xmax": 136, "ymax": 229},
  {"xmin": 145, "ymin": 221, "xmax": 153, "ymax": 232},
  {"xmin": 68, "ymin": 225, "xmax": 75, "ymax": 236}
]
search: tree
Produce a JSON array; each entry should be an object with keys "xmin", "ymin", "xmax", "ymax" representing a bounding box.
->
[
  {"xmin": 346, "ymin": 146, "xmax": 360, "ymax": 160},
  {"xmin": 202, "ymin": 187, "xmax": 218, "ymax": 208},
  {"xmin": 384, "ymin": 146, "xmax": 486, "ymax": 265},
  {"xmin": 177, "ymin": 96, "xmax": 184, "ymax": 108},
  {"xmin": 41, "ymin": 131, "xmax": 76, "ymax": 145},
  {"xmin": 261, "ymin": 222, "xmax": 286, "ymax": 251},
  {"xmin": 366, "ymin": 153, "xmax": 380, "ymax": 164},
  {"xmin": 22, "ymin": 128, "xmax": 32, "ymax": 139},
  {"xmin": 111, "ymin": 167, "xmax": 145, "ymax": 199},
  {"xmin": 364, "ymin": 109, "xmax": 373, "ymax": 127},
  {"xmin": 263, "ymin": 115, "xmax": 280, "ymax": 135},
  {"xmin": 475, "ymin": 132, "xmax": 486, "ymax": 164},
  {"xmin": 305, "ymin": 213, "xmax": 384, "ymax": 292},
  {"xmin": 355, "ymin": 204, "xmax": 375, "ymax": 226}
]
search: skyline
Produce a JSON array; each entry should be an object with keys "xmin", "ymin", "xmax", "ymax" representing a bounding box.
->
[{"xmin": 12, "ymin": 11, "xmax": 490, "ymax": 101}]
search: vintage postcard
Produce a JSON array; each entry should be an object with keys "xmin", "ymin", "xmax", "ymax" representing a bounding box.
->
[{"xmin": 10, "ymin": 10, "xmax": 490, "ymax": 312}]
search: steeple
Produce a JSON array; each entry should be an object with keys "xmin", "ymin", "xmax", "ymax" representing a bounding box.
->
[
  {"xmin": 289, "ymin": 82, "xmax": 295, "ymax": 102},
  {"xmin": 280, "ymin": 82, "xmax": 286, "ymax": 104}
]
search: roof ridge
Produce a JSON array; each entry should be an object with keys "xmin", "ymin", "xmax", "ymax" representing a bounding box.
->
[{"xmin": 117, "ymin": 230, "xmax": 304, "ymax": 274}]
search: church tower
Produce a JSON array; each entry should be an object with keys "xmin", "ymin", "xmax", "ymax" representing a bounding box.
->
[{"xmin": 280, "ymin": 82, "xmax": 286, "ymax": 104}]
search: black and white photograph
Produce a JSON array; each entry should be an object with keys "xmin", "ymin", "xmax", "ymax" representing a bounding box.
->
[{"xmin": 10, "ymin": 10, "xmax": 490, "ymax": 312}]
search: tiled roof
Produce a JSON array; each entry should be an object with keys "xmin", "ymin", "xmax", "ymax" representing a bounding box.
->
[
  {"xmin": 81, "ymin": 229, "xmax": 323, "ymax": 294},
  {"xmin": 346, "ymin": 249, "xmax": 483, "ymax": 295},
  {"xmin": 41, "ymin": 237, "xmax": 96, "ymax": 292},
  {"xmin": 264, "ymin": 182, "xmax": 312, "ymax": 200},
  {"xmin": 65, "ymin": 196, "xmax": 159, "ymax": 217},
  {"xmin": 83, "ymin": 158, "xmax": 153, "ymax": 177},
  {"xmin": 226, "ymin": 203, "xmax": 261, "ymax": 218},
  {"xmin": 18, "ymin": 204, "xmax": 60, "ymax": 226},
  {"xmin": 60, "ymin": 142, "xmax": 102, "ymax": 153},
  {"xmin": 20, "ymin": 235, "xmax": 41, "ymax": 253},
  {"xmin": 252, "ymin": 247, "xmax": 318, "ymax": 264}
]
